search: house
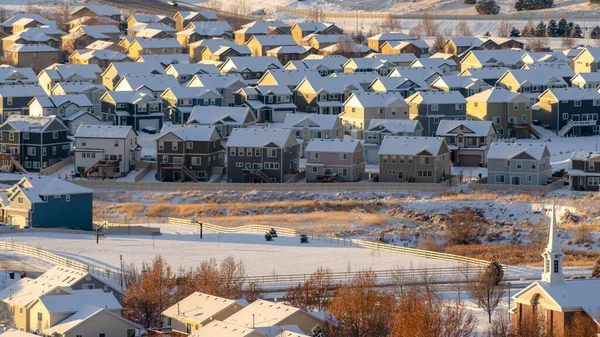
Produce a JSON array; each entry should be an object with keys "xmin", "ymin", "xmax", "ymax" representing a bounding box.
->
[
  {"xmin": 535, "ymin": 87, "xmax": 600, "ymax": 137},
  {"xmin": 521, "ymin": 51, "xmax": 570, "ymax": 67},
  {"xmin": 459, "ymin": 49, "xmax": 527, "ymax": 72},
  {"xmin": 161, "ymin": 86, "xmax": 223, "ymax": 124},
  {"xmin": 62, "ymin": 25, "xmax": 121, "ymax": 52},
  {"xmin": 340, "ymin": 92, "xmax": 409, "ymax": 132},
  {"xmin": 0, "ymin": 176, "xmax": 92, "ymax": 228},
  {"xmin": 318, "ymin": 42, "xmax": 372, "ymax": 58},
  {"xmin": 113, "ymin": 74, "xmax": 180, "ymax": 99},
  {"xmin": 572, "ymin": 47, "xmax": 600, "ymax": 73},
  {"xmin": 367, "ymin": 32, "xmax": 415, "ymax": 52},
  {"xmin": 37, "ymin": 63, "xmax": 103, "ymax": 94},
  {"xmin": 568, "ymin": 151, "xmax": 600, "ymax": 191},
  {"xmin": 235, "ymin": 85, "xmax": 296, "ymax": 123},
  {"xmin": 70, "ymin": 5, "xmax": 121, "ymax": 21},
  {"xmin": 434, "ymin": 120, "xmax": 497, "ymax": 166},
  {"xmin": 176, "ymin": 21, "xmax": 233, "ymax": 51},
  {"xmin": 300, "ymin": 34, "xmax": 347, "ymax": 51},
  {"xmin": 0, "ymin": 66, "xmax": 37, "ymax": 85},
  {"xmin": 570, "ymin": 72, "xmax": 600, "ymax": 89},
  {"xmin": 187, "ymin": 106, "xmax": 257, "ymax": 138},
  {"xmin": 342, "ymin": 58, "xmax": 395, "ymax": 75},
  {"xmin": 187, "ymin": 73, "xmax": 246, "ymax": 107},
  {"xmin": 187, "ymin": 320, "xmax": 264, "ymax": 337},
  {"xmin": 290, "ymin": 22, "xmax": 343, "ymax": 44},
  {"xmin": 219, "ymin": 56, "xmax": 283, "ymax": 83},
  {"xmin": 156, "ymin": 124, "xmax": 224, "ymax": 182},
  {"xmin": 285, "ymin": 55, "xmax": 348, "ymax": 76},
  {"xmin": 365, "ymin": 53, "xmax": 417, "ymax": 67},
  {"xmin": 126, "ymin": 38, "xmax": 183, "ymax": 59},
  {"xmin": 29, "ymin": 94, "xmax": 93, "ymax": 118},
  {"xmin": 100, "ymin": 62, "xmax": 166, "ymax": 90},
  {"xmin": 378, "ymin": 136, "xmax": 451, "ymax": 183},
  {"xmin": 0, "ymin": 266, "xmax": 122, "ymax": 332},
  {"xmin": 127, "ymin": 14, "xmax": 175, "ymax": 28},
  {"xmin": 135, "ymin": 54, "xmax": 191, "ymax": 66},
  {"xmin": 173, "ymin": 11, "xmax": 218, "ymax": 31},
  {"xmin": 101, "ymin": 91, "xmax": 163, "ymax": 130},
  {"xmin": 165, "ymin": 63, "xmax": 220, "ymax": 83},
  {"xmin": 0, "ymin": 14, "xmax": 54, "ymax": 35},
  {"xmin": 294, "ymin": 76, "xmax": 363, "ymax": 115},
  {"xmin": 2, "ymin": 27, "xmax": 63, "ymax": 50},
  {"xmin": 162, "ymin": 292, "xmax": 246, "ymax": 334},
  {"xmin": 223, "ymin": 299, "xmax": 323, "ymax": 335},
  {"xmin": 443, "ymin": 37, "xmax": 498, "ymax": 57},
  {"xmin": 246, "ymin": 35, "xmax": 297, "ymax": 57},
  {"xmin": 405, "ymin": 91, "xmax": 467, "ymax": 136},
  {"xmin": 3, "ymin": 44, "xmax": 59, "ymax": 71},
  {"xmin": 363, "ymin": 119, "xmax": 423, "ymax": 163},
  {"xmin": 388, "ymin": 66, "xmax": 442, "ymax": 87},
  {"xmin": 189, "ymin": 38, "xmax": 251, "ymax": 62},
  {"xmin": 379, "ymin": 39, "xmax": 430, "ymax": 57},
  {"xmin": 42, "ymin": 304, "xmax": 138, "ymax": 337},
  {"xmin": 226, "ymin": 128, "xmax": 299, "ymax": 183},
  {"xmin": 368, "ymin": 77, "xmax": 423, "ymax": 98},
  {"xmin": 305, "ymin": 139, "xmax": 364, "ymax": 182},
  {"xmin": 127, "ymin": 22, "xmax": 177, "ymax": 38},
  {"xmin": 266, "ymin": 45, "xmax": 318, "ymax": 65},
  {"xmin": 281, "ymin": 113, "xmax": 344, "ymax": 156},
  {"xmin": 496, "ymin": 69, "xmax": 568, "ymax": 100},
  {"xmin": 520, "ymin": 63, "xmax": 574, "ymax": 84},
  {"xmin": 410, "ymin": 57, "xmax": 458, "ymax": 75},
  {"xmin": 0, "ymin": 115, "xmax": 70, "ymax": 172},
  {"xmin": 430, "ymin": 76, "xmax": 491, "ymax": 97},
  {"xmin": 511, "ymin": 206, "xmax": 600, "ymax": 337},
  {"xmin": 233, "ymin": 20, "xmax": 291, "ymax": 45},
  {"xmin": 74, "ymin": 125, "xmax": 139, "ymax": 178},
  {"xmin": 50, "ymin": 81, "xmax": 107, "ymax": 115},
  {"xmin": 459, "ymin": 67, "xmax": 510, "ymax": 86},
  {"xmin": 0, "ymin": 84, "xmax": 46, "ymax": 121},
  {"xmin": 68, "ymin": 16, "xmax": 121, "ymax": 30},
  {"xmin": 68, "ymin": 49, "xmax": 130, "ymax": 68},
  {"xmin": 487, "ymin": 141, "xmax": 551, "ymax": 185},
  {"xmin": 256, "ymin": 69, "xmax": 321, "ymax": 91}
]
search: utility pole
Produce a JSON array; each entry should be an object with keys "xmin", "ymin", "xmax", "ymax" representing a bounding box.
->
[{"xmin": 191, "ymin": 217, "xmax": 202, "ymax": 239}]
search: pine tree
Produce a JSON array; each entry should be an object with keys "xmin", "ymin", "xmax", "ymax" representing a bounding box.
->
[
  {"xmin": 510, "ymin": 27, "xmax": 521, "ymax": 37},
  {"xmin": 476, "ymin": 0, "xmax": 500, "ymax": 15},
  {"xmin": 541, "ymin": 0, "xmax": 553, "ymax": 8},
  {"xmin": 514, "ymin": 0, "xmax": 524, "ymax": 11},
  {"xmin": 567, "ymin": 22, "xmax": 574, "ymax": 37},
  {"xmin": 571, "ymin": 24, "xmax": 583, "ymax": 38},
  {"xmin": 535, "ymin": 21, "xmax": 547, "ymax": 37},
  {"xmin": 484, "ymin": 31, "xmax": 491, "ymax": 36},
  {"xmin": 529, "ymin": 26, "xmax": 535, "ymax": 37},
  {"xmin": 592, "ymin": 26, "xmax": 600, "ymax": 39},
  {"xmin": 546, "ymin": 19, "xmax": 558, "ymax": 37},
  {"xmin": 557, "ymin": 18, "xmax": 568, "ymax": 36},
  {"xmin": 521, "ymin": 25, "xmax": 530, "ymax": 37}
]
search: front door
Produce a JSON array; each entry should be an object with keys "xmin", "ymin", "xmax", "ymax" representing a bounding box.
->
[
  {"xmin": 174, "ymin": 171, "xmax": 182, "ymax": 181},
  {"xmin": 573, "ymin": 114, "xmax": 580, "ymax": 121},
  {"xmin": 579, "ymin": 177, "xmax": 584, "ymax": 188},
  {"xmin": 512, "ymin": 176, "xmax": 520, "ymax": 185}
]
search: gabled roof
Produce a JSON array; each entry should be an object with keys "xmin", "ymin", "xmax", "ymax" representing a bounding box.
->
[
  {"xmin": 158, "ymin": 124, "xmax": 219, "ymax": 142},
  {"xmin": 102, "ymin": 62, "xmax": 166, "ymax": 77},
  {"xmin": 466, "ymin": 87, "xmax": 523, "ymax": 103},
  {"xmin": 71, "ymin": 5, "xmax": 120, "ymax": 16},
  {"xmin": 224, "ymin": 299, "xmax": 308, "ymax": 328},
  {"xmin": 0, "ymin": 66, "xmax": 37, "ymax": 83},
  {"xmin": 188, "ymin": 73, "xmax": 245, "ymax": 89},
  {"xmin": 378, "ymin": 136, "xmax": 446, "ymax": 156},
  {"xmin": 521, "ymin": 64, "xmax": 574, "ymax": 78},
  {"xmin": 365, "ymin": 53, "xmax": 417, "ymax": 64},
  {"xmin": 115, "ymin": 74, "xmax": 180, "ymax": 92},
  {"xmin": 51, "ymin": 82, "xmax": 106, "ymax": 94},
  {"xmin": 366, "ymin": 119, "xmax": 422, "ymax": 133},
  {"xmin": 72, "ymin": 49, "xmax": 129, "ymax": 61},
  {"xmin": 571, "ymin": 71, "xmax": 600, "ymax": 83},
  {"xmin": 2, "ymin": 115, "xmax": 66, "ymax": 132},
  {"xmin": 4, "ymin": 44, "xmax": 58, "ymax": 52},
  {"xmin": 166, "ymin": 63, "xmax": 219, "ymax": 76},
  {"xmin": 128, "ymin": 22, "xmax": 176, "ymax": 34},
  {"xmin": 282, "ymin": 113, "xmax": 340, "ymax": 130},
  {"xmin": 412, "ymin": 57, "xmax": 457, "ymax": 68},
  {"xmin": 302, "ymin": 34, "xmax": 347, "ymax": 44},
  {"xmin": 406, "ymin": 91, "xmax": 466, "ymax": 105},
  {"xmin": 132, "ymin": 38, "xmax": 181, "ymax": 49},
  {"xmin": 188, "ymin": 320, "xmax": 259, "ymax": 337},
  {"xmin": 190, "ymin": 38, "xmax": 250, "ymax": 55},
  {"xmin": 542, "ymin": 87, "xmax": 600, "ymax": 101},
  {"xmin": 0, "ymin": 84, "xmax": 45, "ymax": 97},
  {"xmin": 248, "ymin": 34, "xmax": 297, "ymax": 47},
  {"xmin": 1, "ymin": 14, "xmax": 54, "ymax": 28},
  {"xmin": 227, "ymin": 128, "xmax": 297, "ymax": 148},
  {"xmin": 446, "ymin": 37, "xmax": 486, "ymax": 48},
  {"xmin": 178, "ymin": 21, "xmax": 232, "ymax": 37},
  {"xmin": 466, "ymin": 49, "xmax": 527, "ymax": 66},
  {"xmin": 220, "ymin": 56, "xmax": 283, "ymax": 73},
  {"xmin": 75, "ymin": 125, "xmax": 134, "ymax": 139},
  {"xmin": 502, "ymin": 69, "xmax": 567, "ymax": 87},
  {"xmin": 570, "ymin": 151, "xmax": 600, "ymax": 161},
  {"xmin": 45, "ymin": 64, "xmax": 102, "ymax": 80},
  {"xmin": 487, "ymin": 141, "xmax": 549, "ymax": 160},
  {"xmin": 267, "ymin": 45, "xmax": 314, "ymax": 55},
  {"xmin": 162, "ymin": 292, "xmax": 246, "ymax": 323},
  {"xmin": 344, "ymin": 92, "xmax": 407, "ymax": 108},
  {"xmin": 320, "ymin": 42, "xmax": 371, "ymax": 54},
  {"xmin": 188, "ymin": 106, "xmax": 255, "ymax": 125},
  {"xmin": 435, "ymin": 120, "xmax": 494, "ymax": 137},
  {"xmin": 431, "ymin": 76, "xmax": 488, "ymax": 90},
  {"xmin": 175, "ymin": 10, "xmax": 218, "ymax": 21},
  {"xmin": 459, "ymin": 67, "xmax": 509, "ymax": 80},
  {"xmin": 305, "ymin": 138, "xmax": 361, "ymax": 153},
  {"xmin": 10, "ymin": 176, "xmax": 91, "ymax": 204},
  {"xmin": 293, "ymin": 22, "xmax": 337, "ymax": 34},
  {"xmin": 36, "ymin": 289, "xmax": 121, "ymax": 314},
  {"xmin": 128, "ymin": 14, "xmax": 170, "ymax": 24},
  {"xmin": 103, "ymin": 91, "xmax": 160, "ymax": 104},
  {"xmin": 136, "ymin": 54, "xmax": 190, "ymax": 65},
  {"xmin": 259, "ymin": 69, "xmax": 320, "ymax": 87},
  {"xmin": 368, "ymin": 32, "xmax": 414, "ymax": 41},
  {"xmin": 33, "ymin": 94, "xmax": 92, "ymax": 108},
  {"xmin": 162, "ymin": 86, "xmax": 220, "ymax": 99},
  {"xmin": 43, "ymin": 305, "xmax": 137, "ymax": 335}
]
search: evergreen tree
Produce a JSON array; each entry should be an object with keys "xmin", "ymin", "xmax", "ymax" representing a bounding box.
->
[
  {"xmin": 557, "ymin": 18, "xmax": 568, "ymax": 36},
  {"xmin": 541, "ymin": 0, "xmax": 553, "ymax": 8},
  {"xmin": 571, "ymin": 24, "xmax": 583, "ymax": 38},
  {"xmin": 567, "ymin": 22, "xmax": 574, "ymax": 37},
  {"xmin": 529, "ymin": 26, "xmax": 535, "ymax": 37},
  {"xmin": 521, "ymin": 25, "xmax": 530, "ymax": 37},
  {"xmin": 535, "ymin": 21, "xmax": 547, "ymax": 37},
  {"xmin": 476, "ymin": 0, "xmax": 500, "ymax": 15},
  {"xmin": 510, "ymin": 27, "xmax": 521, "ymax": 37},
  {"xmin": 546, "ymin": 19, "xmax": 558, "ymax": 37},
  {"xmin": 514, "ymin": 0, "xmax": 524, "ymax": 11},
  {"xmin": 591, "ymin": 26, "xmax": 600, "ymax": 39},
  {"xmin": 484, "ymin": 31, "xmax": 491, "ymax": 36}
]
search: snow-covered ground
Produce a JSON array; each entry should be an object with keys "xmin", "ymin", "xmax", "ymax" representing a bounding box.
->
[{"xmin": 0, "ymin": 223, "xmax": 465, "ymax": 275}]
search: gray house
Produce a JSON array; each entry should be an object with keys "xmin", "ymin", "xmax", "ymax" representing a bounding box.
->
[
  {"xmin": 186, "ymin": 106, "xmax": 257, "ymax": 138},
  {"xmin": 305, "ymin": 139, "xmax": 365, "ymax": 182},
  {"xmin": 281, "ymin": 113, "xmax": 344, "ymax": 157},
  {"xmin": 378, "ymin": 136, "xmax": 451, "ymax": 183},
  {"xmin": 0, "ymin": 84, "xmax": 46, "ymax": 122},
  {"xmin": 435, "ymin": 120, "xmax": 497, "ymax": 167},
  {"xmin": 405, "ymin": 91, "xmax": 467, "ymax": 136},
  {"xmin": 569, "ymin": 151, "xmax": 600, "ymax": 191},
  {"xmin": 364, "ymin": 119, "xmax": 423, "ymax": 163},
  {"xmin": 487, "ymin": 141, "xmax": 551, "ymax": 185},
  {"xmin": 226, "ymin": 128, "xmax": 299, "ymax": 183}
]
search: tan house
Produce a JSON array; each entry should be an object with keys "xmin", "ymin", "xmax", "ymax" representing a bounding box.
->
[
  {"xmin": 233, "ymin": 20, "xmax": 291, "ymax": 45},
  {"xmin": 101, "ymin": 62, "xmax": 166, "ymax": 90},
  {"xmin": 42, "ymin": 305, "xmax": 138, "ymax": 337},
  {"xmin": 367, "ymin": 32, "xmax": 415, "ymax": 52},
  {"xmin": 511, "ymin": 206, "xmax": 600, "ymax": 337},
  {"xmin": 176, "ymin": 21, "xmax": 233, "ymax": 51},
  {"xmin": 459, "ymin": 49, "xmax": 527, "ymax": 72},
  {"xmin": 173, "ymin": 11, "xmax": 218, "ymax": 31},
  {"xmin": 466, "ymin": 87, "xmax": 536, "ymax": 139},
  {"xmin": 300, "ymin": 34, "xmax": 347, "ymax": 50},
  {"xmin": 69, "ymin": 49, "xmax": 130, "ymax": 68},
  {"xmin": 162, "ymin": 292, "xmax": 246, "ymax": 334},
  {"xmin": 3, "ymin": 44, "xmax": 59, "ymax": 71},
  {"xmin": 62, "ymin": 25, "xmax": 121, "ymax": 53},
  {"xmin": 435, "ymin": 120, "xmax": 497, "ymax": 166},
  {"xmin": 290, "ymin": 22, "xmax": 343, "ymax": 44},
  {"xmin": 188, "ymin": 321, "xmax": 265, "ymax": 337},
  {"xmin": 572, "ymin": 47, "xmax": 600, "ymax": 74},
  {"xmin": 68, "ymin": 16, "xmax": 120, "ymax": 30},
  {"xmin": 266, "ymin": 45, "xmax": 317, "ymax": 64},
  {"xmin": 340, "ymin": 92, "xmax": 409, "ymax": 131},
  {"xmin": 70, "ymin": 5, "xmax": 122, "ymax": 22},
  {"xmin": 126, "ymin": 38, "xmax": 182, "ymax": 59},
  {"xmin": 127, "ymin": 14, "xmax": 175, "ymax": 29},
  {"xmin": 190, "ymin": 39, "xmax": 251, "ymax": 62},
  {"xmin": 246, "ymin": 35, "xmax": 297, "ymax": 56},
  {"xmin": 379, "ymin": 39, "xmax": 429, "ymax": 57}
]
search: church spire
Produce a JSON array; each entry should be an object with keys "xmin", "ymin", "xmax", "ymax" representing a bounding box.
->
[{"xmin": 541, "ymin": 204, "xmax": 565, "ymax": 284}]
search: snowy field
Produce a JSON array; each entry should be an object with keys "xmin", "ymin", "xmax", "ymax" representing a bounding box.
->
[{"xmin": 0, "ymin": 224, "xmax": 464, "ymax": 275}]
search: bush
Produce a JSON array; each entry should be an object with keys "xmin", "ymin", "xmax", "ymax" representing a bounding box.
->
[
  {"xmin": 464, "ymin": 0, "xmax": 476, "ymax": 4},
  {"xmin": 515, "ymin": 0, "xmax": 553, "ymax": 11},
  {"xmin": 444, "ymin": 208, "xmax": 487, "ymax": 245},
  {"xmin": 591, "ymin": 259, "xmax": 600, "ymax": 278},
  {"xmin": 265, "ymin": 232, "xmax": 273, "ymax": 241},
  {"xmin": 476, "ymin": 0, "xmax": 500, "ymax": 14},
  {"xmin": 592, "ymin": 0, "xmax": 600, "ymax": 4}
]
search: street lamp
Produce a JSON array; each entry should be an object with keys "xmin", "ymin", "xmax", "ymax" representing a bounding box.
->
[{"xmin": 507, "ymin": 281, "xmax": 511, "ymax": 310}]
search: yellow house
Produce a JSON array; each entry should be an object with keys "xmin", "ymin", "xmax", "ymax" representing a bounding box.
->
[
  {"xmin": 245, "ymin": 35, "xmax": 297, "ymax": 56},
  {"xmin": 289, "ymin": 22, "xmax": 343, "ymax": 44},
  {"xmin": 496, "ymin": 69, "xmax": 567, "ymax": 96},
  {"xmin": 189, "ymin": 320, "xmax": 265, "ymax": 337},
  {"xmin": 162, "ymin": 292, "xmax": 246, "ymax": 334},
  {"xmin": 459, "ymin": 49, "xmax": 526, "ymax": 72},
  {"xmin": 126, "ymin": 38, "xmax": 182, "ymax": 59},
  {"xmin": 572, "ymin": 47, "xmax": 600, "ymax": 74},
  {"xmin": 3, "ymin": 44, "xmax": 59, "ymax": 72},
  {"xmin": 340, "ymin": 92, "xmax": 409, "ymax": 131},
  {"xmin": 42, "ymin": 305, "xmax": 137, "ymax": 337},
  {"xmin": 466, "ymin": 87, "xmax": 535, "ymax": 138}
]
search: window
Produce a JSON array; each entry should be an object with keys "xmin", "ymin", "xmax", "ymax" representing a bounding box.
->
[
  {"xmin": 267, "ymin": 149, "xmax": 277, "ymax": 157},
  {"xmin": 246, "ymin": 148, "xmax": 253, "ymax": 156},
  {"xmin": 23, "ymin": 133, "xmax": 29, "ymax": 140},
  {"xmin": 526, "ymin": 175, "xmax": 532, "ymax": 182},
  {"xmin": 172, "ymin": 142, "xmax": 178, "ymax": 151},
  {"xmin": 235, "ymin": 162, "xmax": 243, "ymax": 167},
  {"xmin": 531, "ymin": 161, "xmax": 536, "ymax": 169},
  {"xmin": 408, "ymin": 156, "xmax": 413, "ymax": 164},
  {"xmin": 312, "ymin": 166, "xmax": 317, "ymax": 173},
  {"xmin": 66, "ymin": 195, "xmax": 70, "ymax": 202},
  {"xmin": 588, "ymin": 177, "xmax": 600, "ymax": 186},
  {"xmin": 255, "ymin": 148, "xmax": 260, "ymax": 157},
  {"xmin": 192, "ymin": 157, "xmax": 201, "ymax": 165},
  {"xmin": 382, "ymin": 156, "xmax": 388, "ymax": 164},
  {"xmin": 455, "ymin": 103, "xmax": 463, "ymax": 110},
  {"xmin": 513, "ymin": 102, "xmax": 519, "ymax": 110},
  {"xmin": 33, "ymin": 162, "xmax": 40, "ymax": 169},
  {"xmin": 594, "ymin": 100, "xmax": 600, "ymax": 107},
  {"xmin": 589, "ymin": 161, "xmax": 595, "ymax": 171},
  {"xmin": 338, "ymin": 168, "xmax": 347, "ymax": 176},
  {"xmin": 492, "ymin": 116, "xmax": 501, "ymax": 124},
  {"xmin": 521, "ymin": 114, "xmax": 527, "ymax": 122},
  {"xmin": 238, "ymin": 148, "xmax": 244, "ymax": 156},
  {"xmin": 516, "ymin": 160, "xmax": 522, "ymax": 169},
  {"xmin": 52, "ymin": 132, "xmax": 58, "ymax": 139},
  {"xmin": 264, "ymin": 162, "xmax": 280, "ymax": 170},
  {"xmin": 433, "ymin": 117, "xmax": 439, "ymax": 124},
  {"xmin": 162, "ymin": 155, "xmax": 168, "ymax": 163},
  {"xmin": 553, "ymin": 260, "xmax": 559, "ymax": 273},
  {"xmin": 229, "ymin": 147, "xmax": 236, "ymax": 156},
  {"xmin": 167, "ymin": 318, "xmax": 172, "ymax": 326},
  {"xmin": 562, "ymin": 113, "xmax": 569, "ymax": 120},
  {"xmin": 495, "ymin": 175, "xmax": 505, "ymax": 183},
  {"xmin": 158, "ymin": 142, "xmax": 164, "ymax": 150},
  {"xmin": 184, "ymin": 142, "xmax": 192, "ymax": 150},
  {"xmin": 42, "ymin": 148, "xmax": 46, "ymax": 156},
  {"xmin": 339, "ymin": 153, "xmax": 348, "ymax": 160},
  {"xmin": 431, "ymin": 104, "xmax": 439, "ymax": 111},
  {"xmin": 100, "ymin": 333, "xmax": 106, "ymax": 337},
  {"xmin": 173, "ymin": 157, "xmax": 183, "ymax": 164},
  {"xmin": 9, "ymin": 133, "xmax": 14, "ymax": 141},
  {"xmin": 27, "ymin": 147, "xmax": 36, "ymax": 156},
  {"xmin": 574, "ymin": 100, "xmax": 582, "ymax": 107},
  {"xmin": 6, "ymin": 97, "xmax": 12, "ymax": 105},
  {"xmin": 311, "ymin": 152, "xmax": 319, "ymax": 159},
  {"xmin": 17, "ymin": 197, "xmax": 23, "ymax": 204},
  {"xmin": 504, "ymin": 160, "xmax": 509, "ymax": 167},
  {"xmin": 52, "ymin": 147, "xmax": 56, "ymax": 155}
]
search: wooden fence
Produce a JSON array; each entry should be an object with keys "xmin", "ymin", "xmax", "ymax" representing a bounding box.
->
[{"xmin": 469, "ymin": 178, "xmax": 567, "ymax": 194}]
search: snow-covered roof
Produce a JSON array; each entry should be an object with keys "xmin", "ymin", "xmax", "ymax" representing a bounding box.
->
[
  {"xmin": 0, "ymin": 84, "xmax": 45, "ymax": 97},
  {"xmin": 466, "ymin": 87, "xmax": 521, "ymax": 103},
  {"xmin": 250, "ymin": 35, "xmax": 297, "ymax": 46},
  {"xmin": 412, "ymin": 57, "xmax": 456, "ymax": 68},
  {"xmin": 446, "ymin": 37, "xmax": 486, "ymax": 48},
  {"xmin": 158, "ymin": 124, "xmax": 219, "ymax": 142},
  {"xmin": 260, "ymin": 69, "xmax": 320, "ymax": 87},
  {"xmin": 4, "ymin": 44, "xmax": 58, "ymax": 52},
  {"xmin": 344, "ymin": 92, "xmax": 407, "ymax": 108},
  {"xmin": 370, "ymin": 76, "xmax": 425, "ymax": 91},
  {"xmin": 133, "ymin": 38, "xmax": 181, "ymax": 49},
  {"xmin": 136, "ymin": 54, "xmax": 190, "ymax": 65},
  {"xmin": 267, "ymin": 45, "xmax": 313, "ymax": 55},
  {"xmin": 468, "ymin": 49, "xmax": 527, "ymax": 66},
  {"xmin": 570, "ymin": 151, "xmax": 600, "ymax": 161},
  {"xmin": 406, "ymin": 91, "xmax": 466, "ymax": 104},
  {"xmin": 435, "ymin": 120, "xmax": 494, "ymax": 137},
  {"xmin": 13, "ymin": 176, "xmax": 92, "ymax": 203},
  {"xmin": 293, "ymin": 22, "xmax": 337, "ymax": 33},
  {"xmin": 163, "ymin": 86, "xmax": 220, "ymax": 99},
  {"xmin": 38, "ymin": 289, "xmax": 121, "ymax": 314},
  {"xmin": 365, "ymin": 53, "xmax": 417, "ymax": 64},
  {"xmin": 75, "ymin": 125, "xmax": 134, "ymax": 139},
  {"xmin": 544, "ymin": 87, "xmax": 600, "ymax": 101},
  {"xmin": 221, "ymin": 56, "xmax": 283, "ymax": 73},
  {"xmin": 162, "ymin": 292, "xmax": 245, "ymax": 323},
  {"xmin": 176, "ymin": 10, "xmax": 218, "ymax": 21},
  {"xmin": 73, "ymin": 49, "xmax": 129, "ymax": 61},
  {"xmin": 188, "ymin": 73, "xmax": 245, "ymax": 88},
  {"xmin": 1, "ymin": 329, "xmax": 39, "ymax": 337},
  {"xmin": 1, "ymin": 14, "xmax": 54, "ymax": 28},
  {"xmin": 52, "ymin": 82, "xmax": 106, "ymax": 94},
  {"xmin": 302, "ymin": 34, "xmax": 347, "ymax": 44},
  {"xmin": 571, "ymin": 71, "xmax": 600, "ymax": 83},
  {"xmin": 166, "ymin": 63, "xmax": 220, "ymax": 76},
  {"xmin": 305, "ymin": 138, "xmax": 361, "ymax": 153},
  {"xmin": 33, "ymin": 94, "xmax": 92, "ymax": 108},
  {"xmin": 521, "ymin": 64, "xmax": 574, "ymax": 78},
  {"xmin": 0, "ymin": 66, "xmax": 37, "ymax": 83},
  {"xmin": 282, "ymin": 113, "xmax": 340, "ymax": 130},
  {"xmin": 368, "ymin": 32, "xmax": 414, "ymax": 41},
  {"xmin": 366, "ymin": 119, "xmax": 422, "ymax": 133},
  {"xmin": 459, "ymin": 67, "xmax": 509, "ymax": 79},
  {"xmin": 189, "ymin": 320, "xmax": 257, "ymax": 337},
  {"xmin": 235, "ymin": 20, "xmax": 290, "ymax": 35},
  {"xmin": 2, "ymin": 115, "xmax": 63, "ymax": 133},
  {"xmin": 46, "ymin": 64, "xmax": 102, "ymax": 80},
  {"xmin": 190, "ymin": 38, "xmax": 250, "ymax": 55},
  {"xmin": 128, "ymin": 22, "xmax": 176, "ymax": 33},
  {"xmin": 320, "ymin": 43, "xmax": 371, "ymax": 54},
  {"xmin": 104, "ymin": 62, "xmax": 166, "ymax": 76},
  {"xmin": 116, "ymin": 74, "xmax": 180, "ymax": 92},
  {"xmin": 432, "ymin": 76, "xmax": 486, "ymax": 90},
  {"xmin": 188, "ymin": 106, "xmax": 254, "ymax": 125},
  {"xmin": 504, "ymin": 69, "xmax": 567, "ymax": 87},
  {"xmin": 378, "ymin": 136, "xmax": 446, "ymax": 156},
  {"xmin": 104, "ymin": 91, "xmax": 159, "ymax": 104},
  {"xmin": 128, "ymin": 14, "xmax": 169, "ymax": 24},
  {"xmin": 43, "ymin": 305, "xmax": 135, "ymax": 335},
  {"xmin": 179, "ymin": 21, "xmax": 232, "ymax": 37},
  {"xmin": 387, "ymin": 39, "xmax": 429, "ymax": 50},
  {"xmin": 224, "ymin": 299, "xmax": 306, "ymax": 328},
  {"xmin": 487, "ymin": 141, "xmax": 549, "ymax": 160},
  {"xmin": 227, "ymin": 128, "xmax": 297, "ymax": 148},
  {"xmin": 71, "ymin": 5, "xmax": 120, "ymax": 16}
]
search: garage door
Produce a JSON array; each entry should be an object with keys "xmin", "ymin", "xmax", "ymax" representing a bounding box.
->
[
  {"xmin": 7, "ymin": 213, "xmax": 28, "ymax": 227},
  {"xmin": 138, "ymin": 119, "xmax": 160, "ymax": 131},
  {"xmin": 458, "ymin": 155, "xmax": 481, "ymax": 167}
]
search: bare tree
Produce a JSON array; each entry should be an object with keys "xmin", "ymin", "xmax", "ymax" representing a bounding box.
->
[
  {"xmin": 0, "ymin": 302, "xmax": 11, "ymax": 327},
  {"xmin": 306, "ymin": 8, "xmax": 327, "ymax": 23},
  {"xmin": 497, "ymin": 20, "xmax": 511, "ymax": 37},
  {"xmin": 565, "ymin": 311, "xmax": 598, "ymax": 337},
  {"xmin": 284, "ymin": 267, "xmax": 332, "ymax": 311},
  {"xmin": 512, "ymin": 309, "xmax": 555, "ymax": 337},
  {"xmin": 206, "ymin": 0, "xmax": 222, "ymax": 10},
  {"xmin": 219, "ymin": 256, "xmax": 246, "ymax": 299},
  {"xmin": 485, "ymin": 311, "xmax": 511, "ymax": 337},
  {"xmin": 432, "ymin": 34, "xmax": 446, "ymax": 54},
  {"xmin": 445, "ymin": 208, "xmax": 487, "ymax": 244},
  {"xmin": 408, "ymin": 25, "xmax": 422, "ymax": 39},
  {"xmin": 382, "ymin": 14, "xmax": 401, "ymax": 33},
  {"xmin": 561, "ymin": 36, "xmax": 576, "ymax": 49},
  {"xmin": 420, "ymin": 13, "xmax": 439, "ymax": 36},
  {"xmin": 528, "ymin": 37, "xmax": 548, "ymax": 51},
  {"xmin": 330, "ymin": 35, "xmax": 356, "ymax": 58},
  {"xmin": 456, "ymin": 21, "xmax": 473, "ymax": 36},
  {"xmin": 572, "ymin": 223, "xmax": 593, "ymax": 244},
  {"xmin": 228, "ymin": 0, "xmax": 249, "ymax": 30},
  {"xmin": 468, "ymin": 262, "xmax": 506, "ymax": 323}
]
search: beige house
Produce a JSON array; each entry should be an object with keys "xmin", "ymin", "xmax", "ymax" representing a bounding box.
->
[
  {"xmin": 572, "ymin": 47, "xmax": 600, "ymax": 74},
  {"xmin": 290, "ymin": 22, "xmax": 343, "ymax": 44},
  {"xmin": 70, "ymin": 5, "xmax": 121, "ymax": 22},
  {"xmin": 246, "ymin": 35, "xmax": 297, "ymax": 56},
  {"xmin": 173, "ymin": 11, "xmax": 218, "ymax": 31},
  {"xmin": 126, "ymin": 38, "xmax": 182, "ymax": 59},
  {"xmin": 42, "ymin": 305, "xmax": 137, "ymax": 337},
  {"xmin": 367, "ymin": 32, "xmax": 415, "ymax": 52},
  {"xmin": 435, "ymin": 120, "xmax": 497, "ymax": 166},
  {"xmin": 340, "ymin": 92, "xmax": 409, "ymax": 132},
  {"xmin": 3, "ymin": 44, "xmax": 59, "ymax": 71},
  {"xmin": 162, "ymin": 292, "xmax": 246, "ymax": 334}
]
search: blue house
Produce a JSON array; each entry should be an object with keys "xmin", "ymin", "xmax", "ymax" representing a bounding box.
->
[{"xmin": 0, "ymin": 176, "xmax": 93, "ymax": 230}]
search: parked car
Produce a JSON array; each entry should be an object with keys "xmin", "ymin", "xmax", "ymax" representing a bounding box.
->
[
  {"xmin": 141, "ymin": 126, "xmax": 157, "ymax": 134},
  {"xmin": 168, "ymin": 1, "xmax": 178, "ymax": 5},
  {"xmin": 141, "ymin": 155, "xmax": 156, "ymax": 161}
]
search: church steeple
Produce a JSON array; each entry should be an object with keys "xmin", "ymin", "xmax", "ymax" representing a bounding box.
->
[{"xmin": 541, "ymin": 204, "xmax": 565, "ymax": 284}]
